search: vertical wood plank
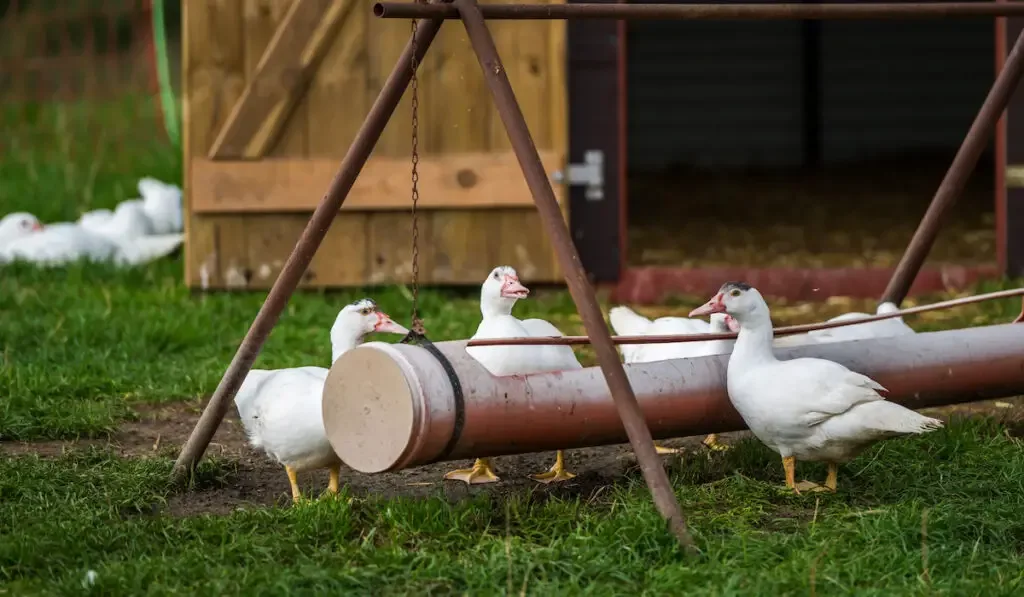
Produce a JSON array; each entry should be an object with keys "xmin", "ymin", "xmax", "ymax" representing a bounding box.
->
[
  {"xmin": 185, "ymin": 0, "xmax": 247, "ymax": 288},
  {"xmin": 547, "ymin": 0, "xmax": 569, "ymax": 277},
  {"xmin": 486, "ymin": 0, "xmax": 519, "ymax": 152},
  {"xmin": 306, "ymin": 0, "xmax": 370, "ymax": 156},
  {"xmin": 429, "ymin": 209, "xmax": 498, "ymax": 283},
  {"xmin": 312, "ymin": 215, "xmax": 370, "ymax": 286},
  {"xmin": 426, "ymin": 1, "xmax": 504, "ymax": 285},
  {"xmin": 182, "ymin": 0, "xmax": 197, "ymax": 285},
  {"xmin": 366, "ymin": 7, "xmax": 442, "ymax": 285},
  {"xmin": 367, "ymin": 212, "xmax": 435, "ymax": 285},
  {"xmin": 243, "ymin": 216, "xmax": 305, "ymax": 287},
  {"xmin": 367, "ymin": 8, "xmax": 412, "ymax": 157},
  {"xmin": 306, "ymin": 0, "xmax": 369, "ymax": 286},
  {"xmin": 214, "ymin": 216, "xmax": 253, "ymax": 288},
  {"xmin": 510, "ymin": 1, "xmax": 551, "ymax": 148},
  {"xmin": 242, "ymin": 0, "xmax": 308, "ymax": 157}
]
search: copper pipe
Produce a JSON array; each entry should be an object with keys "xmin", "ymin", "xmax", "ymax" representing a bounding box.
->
[
  {"xmin": 453, "ymin": 0, "xmax": 695, "ymax": 550},
  {"xmin": 881, "ymin": 26, "xmax": 1024, "ymax": 305},
  {"xmin": 170, "ymin": 3, "xmax": 449, "ymax": 482},
  {"xmin": 374, "ymin": 2, "xmax": 1024, "ymax": 20},
  {"xmin": 324, "ymin": 322, "xmax": 1024, "ymax": 468},
  {"xmin": 466, "ymin": 287, "xmax": 1024, "ymax": 347}
]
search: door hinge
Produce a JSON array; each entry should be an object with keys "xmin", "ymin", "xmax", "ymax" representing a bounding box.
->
[{"xmin": 552, "ymin": 150, "xmax": 604, "ymax": 201}]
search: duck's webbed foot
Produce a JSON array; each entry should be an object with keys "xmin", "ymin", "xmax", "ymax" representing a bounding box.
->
[
  {"xmin": 444, "ymin": 458, "xmax": 501, "ymax": 485},
  {"xmin": 530, "ymin": 450, "xmax": 576, "ymax": 484},
  {"xmin": 654, "ymin": 443, "xmax": 681, "ymax": 455},
  {"xmin": 702, "ymin": 433, "xmax": 730, "ymax": 452}
]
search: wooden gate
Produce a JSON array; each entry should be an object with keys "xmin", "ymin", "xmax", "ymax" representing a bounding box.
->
[{"xmin": 183, "ymin": 0, "xmax": 567, "ymax": 289}]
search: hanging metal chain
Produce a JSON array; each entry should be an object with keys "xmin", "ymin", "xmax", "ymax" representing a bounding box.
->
[{"xmin": 408, "ymin": 14, "xmax": 424, "ymax": 335}]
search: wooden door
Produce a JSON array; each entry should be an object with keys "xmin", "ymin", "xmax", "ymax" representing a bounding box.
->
[{"xmin": 183, "ymin": 0, "xmax": 569, "ymax": 289}]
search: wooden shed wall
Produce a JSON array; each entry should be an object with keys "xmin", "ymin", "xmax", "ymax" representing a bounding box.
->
[{"xmin": 183, "ymin": 0, "xmax": 567, "ymax": 290}]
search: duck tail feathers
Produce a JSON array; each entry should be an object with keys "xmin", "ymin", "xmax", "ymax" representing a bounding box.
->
[{"xmin": 608, "ymin": 306, "xmax": 651, "ymax": 336}]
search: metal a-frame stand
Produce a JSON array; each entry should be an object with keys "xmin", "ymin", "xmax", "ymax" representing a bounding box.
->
[{"xmin": 174, "ymin": 1, "xmax": 1024, "ymax": 553}]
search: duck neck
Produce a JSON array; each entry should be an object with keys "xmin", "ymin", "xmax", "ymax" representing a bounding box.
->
[
  {"xmin": 330, "ymin": 326, "xmax": 365, "ymax": 365},
  {"xmin": 481, "ymin": 295, "xmax": 517, "ymax": 319},
  {"xmin": 731, "ymin": 310, "xmax": 777, "ymax": 366}
]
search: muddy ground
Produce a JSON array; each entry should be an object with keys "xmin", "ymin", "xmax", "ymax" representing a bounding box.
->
[{"xmin": 4, "ymin": 396, "xmax": 1022, "ymax": 517}]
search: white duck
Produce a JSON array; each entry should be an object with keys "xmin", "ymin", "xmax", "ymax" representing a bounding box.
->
[
  {"xmin": 608, "ymin": 306, "xmax": 713, "ymax": 363},
  {"xmin": 78, "ymin": 199, "xmax": 154, "ymax": 239},
  {"xmin": 0, "ymin": 216, "xmax": 182, "ymax": 267},
  {"xmin": 0, "ymin": 213, "xmax": 43, "ymax": 247},
  {"xmin": 609, "ymin": 306, "xmax": 736, "ymax": 452},
  {"xmin": 77, "ymin": 208, "xmax": 114, "ymax": 230},
  {"xmin": 138, "ymin": 177, "xmax": 184, "ymax": 234},
  {"xmin": 453, "ymin": 265, "xmax": 580, "ymax": 485},
  {"xmin": 808, "ymin": 302, "xmax": 915, "ymax": 343},
  {"xmin": 690, "ymin": 282, "xmax": 943, "ymax": 493},
  {"xmin": 234, "ymin": 298, "xmax": 408, "ymax": 502}
]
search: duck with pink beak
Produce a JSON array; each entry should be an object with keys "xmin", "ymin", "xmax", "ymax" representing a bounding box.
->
[
  {"xmin": 234, "ymin": 298, "xmax": 410, "ymax": 502},
  {"xmin": 453, "ymin": 266, "xmax": 584, "ymax": 485},
  {"xmin": 689, "ymin": 282, "xmax": 942, "ymax": 494}
]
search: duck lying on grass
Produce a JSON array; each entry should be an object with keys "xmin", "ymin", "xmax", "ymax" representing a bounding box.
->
[
  {"xmin": 608, "ymin": 305, "xmax": 737, "ymax": 453},
  {"xmin": 690, "ymin": 282, "xmax": 943, "ymax": 494},
  {"xmin": 234, "ymin": 298, "xmax": 408, "ymax": 502}
]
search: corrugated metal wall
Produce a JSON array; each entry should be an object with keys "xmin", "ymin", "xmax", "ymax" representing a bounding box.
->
[
  {"xmin": 820, "ymin": 19, "xmax": 994, "ymax": 163},
  {"xmin": 627, "ymin": 11, "xmax": 993, "ymax": 170},
  {"xmin": 627, "ymin": 19, "xmax": 805, "ymax": 170}
]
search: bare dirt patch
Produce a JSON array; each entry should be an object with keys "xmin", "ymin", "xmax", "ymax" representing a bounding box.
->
[{"xmin": 3, "ymin": 396, "xmax": 1021, "ymax": 516}]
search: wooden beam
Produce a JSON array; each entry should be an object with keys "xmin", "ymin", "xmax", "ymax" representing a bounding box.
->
[
  {"xmin": 190, "ymin": 150, "xmax": 568, "ymax": 212},
  {"xmin": 207, "ymin": 0, "xmax": 353, "ymax": 159}
]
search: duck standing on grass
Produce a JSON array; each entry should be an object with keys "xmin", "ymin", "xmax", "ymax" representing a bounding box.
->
[
  {"xmin": 234, "ymin": 298, "xmax": 409, "ymax": 502},
  {"xmin": 689, "ymin": 282, "xmax": 943, "ymax": 494},
  {"xmin": 451, "ymin": 265, "xmax": 581, "ymax": 485}
]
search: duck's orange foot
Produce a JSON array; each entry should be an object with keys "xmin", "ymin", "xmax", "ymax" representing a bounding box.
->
[
  {"xmin": 530, "ymin": 450, "xmax": 576, "ymax": 484},
  {"xmin": 702, "ymin": 434, "xmax": 730, "ymax": 452},
  {"xmin": 444, "ymin": 458, "xmax": 500, "ymax": 485},
  {"xmin": 793, "ymin": 480, "xmax": 823, "ymax": 495}
]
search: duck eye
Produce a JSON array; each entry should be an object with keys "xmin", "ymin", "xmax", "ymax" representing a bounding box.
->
[{"xmin": 729, "ymin": 289, "xmax": 741, "ymax": 297}]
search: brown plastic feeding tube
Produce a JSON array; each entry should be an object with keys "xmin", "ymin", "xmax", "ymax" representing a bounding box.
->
[{"xmin": 323, "ymin": 323, "xmax": 1024, "ymax": 473}]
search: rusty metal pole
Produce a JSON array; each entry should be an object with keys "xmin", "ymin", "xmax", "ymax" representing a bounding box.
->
[
  {"xmin": 452, "ymin": 0, "xmax": 696, "ymax": 552},
  {"xmin": 881, "ymin": 28, "xmax": 1024, "ymax": 305},
  {"xmin": 374, "ymin": 2, "xmax": 1024, "ymax": 21},
  {"xmin": 171, "ymin": 6, "xmax": 448, "ymax": 483}
]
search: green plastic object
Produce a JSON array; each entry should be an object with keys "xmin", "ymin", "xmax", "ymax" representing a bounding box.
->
[{"xmin": 151, "ymin": 0, "xmax": 180, "ymax": 146}]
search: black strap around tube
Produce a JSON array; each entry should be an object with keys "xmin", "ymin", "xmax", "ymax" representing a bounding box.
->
[{"xmin": 400, "ymin": 331, "xmax": 466, "ymax": 463}]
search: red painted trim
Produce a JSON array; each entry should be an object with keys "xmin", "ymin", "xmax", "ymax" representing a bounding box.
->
[
  {"xmin": 610, "ymin": 265, "xmax": 1001, "ymax": 304},
  {"xmin": 996, "ymin": 3, "xmax": 1009, "ymax": 274},
  {"xmin": 617, "ymin": 3, "xmax": 629, "ymax": 276}
]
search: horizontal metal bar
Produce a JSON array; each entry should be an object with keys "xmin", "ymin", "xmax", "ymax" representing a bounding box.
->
[
  {"xmin": 374, "ymin": 2, "xmax": 1024, "ymax": 21},
  {"xmin": 464, "ymin": 287, "xmax": 1024, "ymax": 347}
]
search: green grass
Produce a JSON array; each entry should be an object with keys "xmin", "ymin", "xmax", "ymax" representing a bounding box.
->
[
  {"xmin": 2, "ymin": 419, "xmax": 1023, "ymax": 595},
  {"xmin": 3, "ymin": 96, "xmax": 1024, "ymax": 595}
]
